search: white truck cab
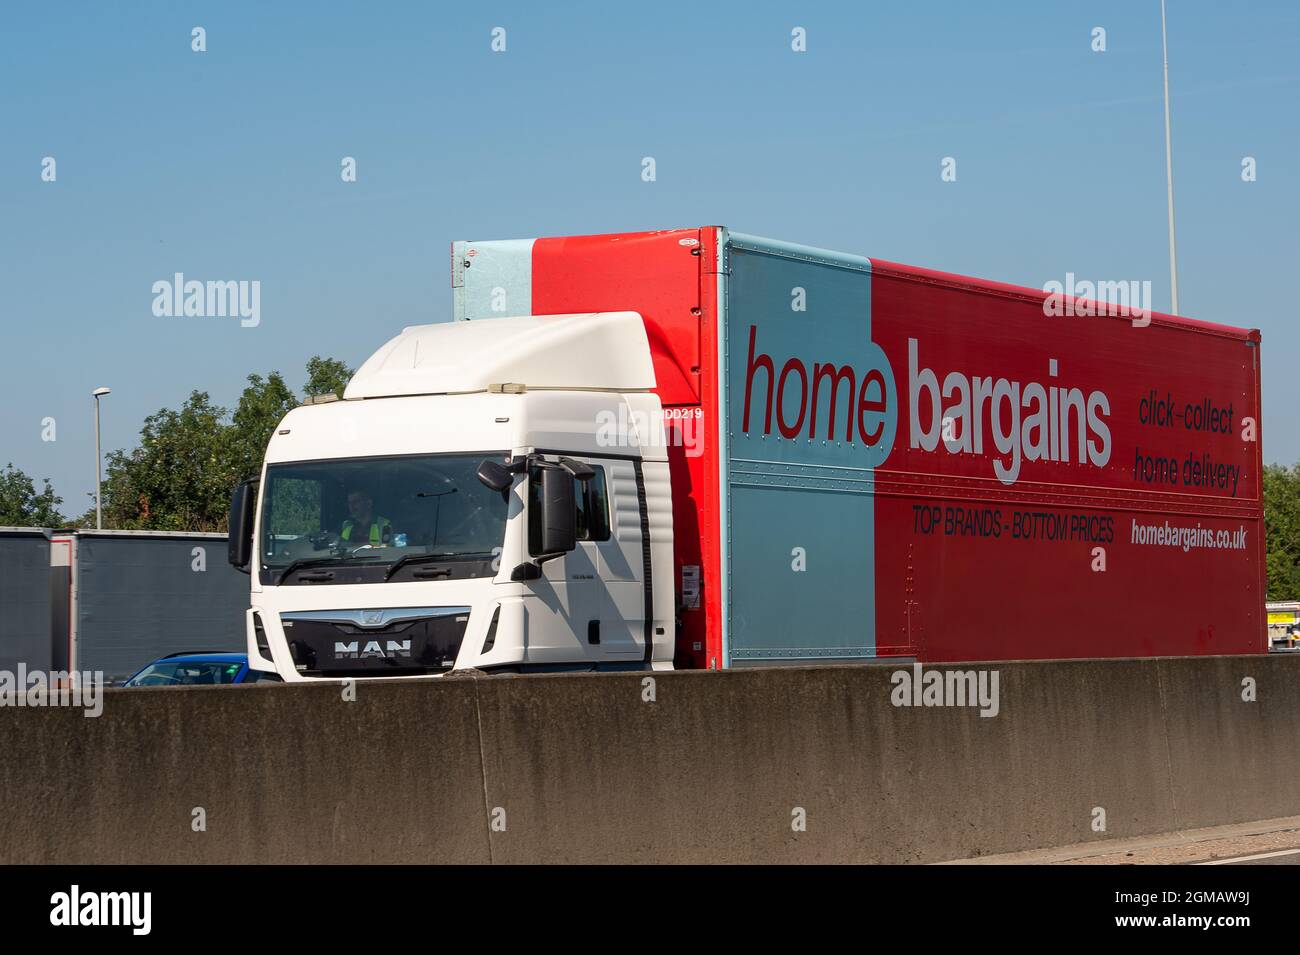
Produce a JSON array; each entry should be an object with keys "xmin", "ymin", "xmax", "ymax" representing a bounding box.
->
[{"xmin": 228, "ymin": 312, "xmax": 675, "ymax": 680}]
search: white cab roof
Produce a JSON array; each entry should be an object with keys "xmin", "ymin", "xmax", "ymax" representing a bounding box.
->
[
  {"xmin": 344, "ymin": 312, "xmax": 656, "ymax": 399},
  {"xmin": 267, "ymin": 390, "xmax": 669, "ymax": 464}
]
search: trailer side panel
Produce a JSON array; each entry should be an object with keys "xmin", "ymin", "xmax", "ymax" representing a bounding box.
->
[{"xmin": 719, "ymin": 235, "xmax": 1264, "ymax": 662}]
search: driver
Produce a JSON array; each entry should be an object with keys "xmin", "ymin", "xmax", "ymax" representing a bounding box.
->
[{"xmin": 341, "ymin": 489, "xmax": 392, "ymax": 546}]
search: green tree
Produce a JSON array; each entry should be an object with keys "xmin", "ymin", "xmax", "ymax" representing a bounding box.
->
[
  {"xmin": 1264, "ymin": 463, "xmax": 1300, "ymax": 600},
  {"xmin": 229, "ymin": 371, "xmax": 297, "ymax": 481},
  {"xmin": 99, "ymin": 391, "xmax": 235, "ymax": 531},
  {"xmin": 304, "ymin": 355, "xmax": 354, "ymax": 400},
  {"xmin": 95, "ymin": 356, "xmax": 353, "ymax": 531},
  {"xmin": 0, "ymin": 464, "xmax": 65, "ymax": 527}
]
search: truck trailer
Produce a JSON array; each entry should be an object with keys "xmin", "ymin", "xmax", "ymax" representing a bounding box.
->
[
  {"xmin": 1, "ymin": 528, "xmax": 246, "ymax": 683},
  {"xmin": 228, "ymin": 227, "xmax": 1266, "ymax": 680}
]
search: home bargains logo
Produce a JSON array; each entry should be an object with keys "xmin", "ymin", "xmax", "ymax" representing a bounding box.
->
[
  {"xmin": 737, "ymin": 325, "xmax": 1112, "ymax": 485},
  {"xmin": 738, "ymin": 324, "xmax": 897, "ymax": 470}
]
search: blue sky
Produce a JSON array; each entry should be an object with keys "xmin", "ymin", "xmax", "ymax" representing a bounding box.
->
[{"xmin": 3, "ymin": 0, "xmax": 1297, "ymax": 509}]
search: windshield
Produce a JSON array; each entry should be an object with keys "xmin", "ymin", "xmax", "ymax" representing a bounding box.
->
[
  {"xmin": 259, "ymin": 452, "xmax": 510, "ymax": 581},
  {"xmin": 126, "ymin": 660, "xmax": 243, "ymax": 686}
]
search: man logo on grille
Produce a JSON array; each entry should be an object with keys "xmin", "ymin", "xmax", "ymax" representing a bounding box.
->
[{"xmin": 334, "ymin": 640, "xmax": 412, "ymax": 659}]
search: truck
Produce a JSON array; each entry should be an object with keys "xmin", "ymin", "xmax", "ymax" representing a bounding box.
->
[
  {"xmin": 227, "ymin": 227, "xmax": 1267, "ymax": 681},
  {"xmin": 1266, "ymin": 601, "xmax": 1300, "ymax": 649}
]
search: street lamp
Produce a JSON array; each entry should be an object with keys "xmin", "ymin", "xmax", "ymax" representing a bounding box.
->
[
  {"xmin": 92, "ymin": 387, "xmax": 111, "ymax": 529},
  {"xmin": 1160, "ymin": 0, "xmax": 1179, "ymax": 314}
]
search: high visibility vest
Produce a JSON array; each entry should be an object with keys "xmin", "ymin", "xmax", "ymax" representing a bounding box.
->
[{"xmin": 341, "ymin": 516, "xmax": 391, "ymax": 544}]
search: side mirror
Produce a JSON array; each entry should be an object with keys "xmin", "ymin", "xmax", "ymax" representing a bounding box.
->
[
  {"xmin": 228, "ymin": 478, "xmax": 258, "ymax": 572},
  {"xmin": 477, "ymin": 459, "xmax": 513, "ymax": 493},
  {"xmin": 537, "ymin": 465, "xmax": 576, "ymax": 556}
]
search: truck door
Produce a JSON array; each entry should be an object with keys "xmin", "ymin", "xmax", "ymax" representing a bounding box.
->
[
  {"xmin": 586, "ymin": 458, "xmax": 646, "ymax": 660},
  {"xmin": 528, "ymin": 463, "xmax": 601, "ymax": 663},
  {"xmin": 526, "ymin": 456, "xmax": 646, "ymax": 663}
]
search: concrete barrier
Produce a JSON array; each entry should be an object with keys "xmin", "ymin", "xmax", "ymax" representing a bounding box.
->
[{"xmin": 0, "ymin": 655, "xmax": 1296, "ymax": 863}]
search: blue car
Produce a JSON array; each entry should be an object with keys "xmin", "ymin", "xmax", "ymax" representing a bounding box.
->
[{"xmin": 122, "ymin": 652, "xmax": 283, "ymax": 687}]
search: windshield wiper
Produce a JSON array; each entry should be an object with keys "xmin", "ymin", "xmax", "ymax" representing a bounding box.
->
[
  {"xmin": 274, "ymin": 555, "xmax": 381, "ymax": 585},
  {"xmin": 383, "ymin": 551, "xmax": 495, "ymax": 581}
]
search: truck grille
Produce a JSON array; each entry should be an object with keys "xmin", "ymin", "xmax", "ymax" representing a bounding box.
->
[{"xmin": 279, "ymin": 607, "xmax": 471, "ymax": 676}]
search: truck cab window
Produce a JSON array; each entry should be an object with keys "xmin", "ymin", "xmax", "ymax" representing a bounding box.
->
[
  {"xmin": 258, "ymin": 453, "xmax": 510, "ymax": 584},
  {"xmin": 529, "ymin": 463, "xmax": 610, "ymax": 555}
]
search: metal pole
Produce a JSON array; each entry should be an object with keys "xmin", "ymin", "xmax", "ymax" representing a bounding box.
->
[
  {"xmin": 94, "ymin": 395, "xmax": 103, "ymax": 529},
  {"xmin": 1161, "ymin": 0, "xmax": 1179, "ymax": 314},
  {"xmin": 92, "ymin": 387, "xmax": 110, "ymax": 528}
]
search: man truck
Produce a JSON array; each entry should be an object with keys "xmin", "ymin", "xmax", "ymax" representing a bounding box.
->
[{"xmin": 228, "ymin": 227, "xmax": 1266, "ymax": 680}]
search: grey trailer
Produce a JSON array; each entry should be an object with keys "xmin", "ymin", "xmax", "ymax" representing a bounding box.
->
[
  {"xmin": 0, "ymin": 528, "xmax": 55, "ymax": 674},
  {"xmin": 53, "ymin": 530, "xmax": 246, "ymax": 683}
]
